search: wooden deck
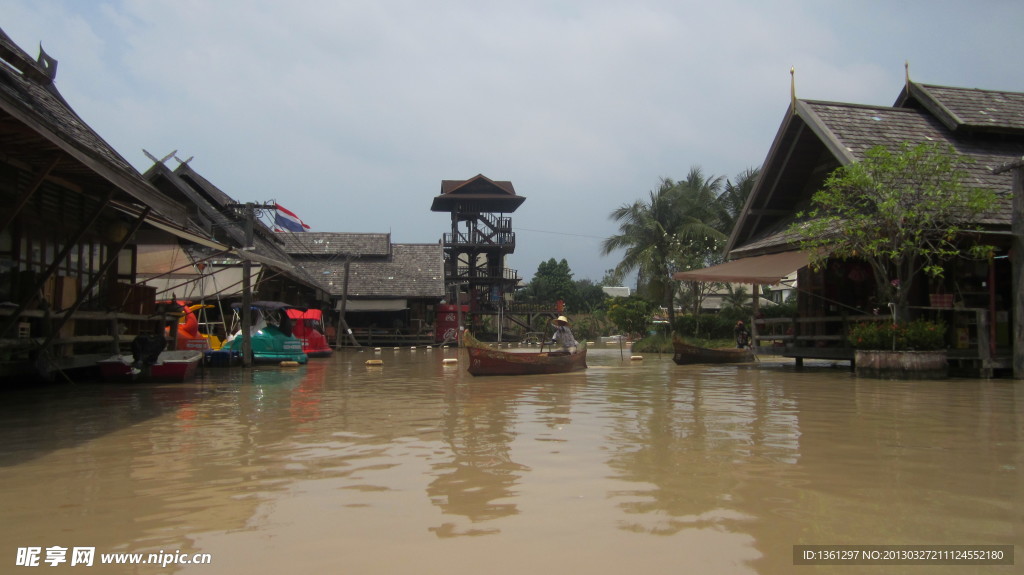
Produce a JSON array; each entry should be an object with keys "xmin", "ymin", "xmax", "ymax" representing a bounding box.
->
[
  {"xmin": 0, "ymin": 307, "xmax": 179, "ymax": 380},
  {"xmin": 752, "ymin": 307, "xmax": 1009, "ymax": 377}
]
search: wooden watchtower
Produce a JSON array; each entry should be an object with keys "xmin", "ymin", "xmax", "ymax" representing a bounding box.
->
[{"xmin": 431, "ymin": 175, "xmax": 525, "ymax": 331}]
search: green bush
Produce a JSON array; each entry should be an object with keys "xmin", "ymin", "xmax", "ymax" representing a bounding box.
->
[{"xmin": 849, "ymin": 319, "xmax": 946, "ymax": 351}]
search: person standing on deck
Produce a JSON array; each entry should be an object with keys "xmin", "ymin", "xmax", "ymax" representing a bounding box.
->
[
  {"xmin": 734, "ymin": 320, "xmax": 750, "ymax": 349},
  {"xmin": 550, "ymin": 316, "xmax": 579, "ymax": 354}
]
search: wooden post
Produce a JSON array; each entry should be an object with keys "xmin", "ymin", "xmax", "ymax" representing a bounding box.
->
[
  {"xmin": 994, "ymin": 157, "xmax": 1024, "ymax": 378},
  {"xmin": 337, "ymin": 254, "xmax": 360, "ymax": 348},
  {"xmin": 750, "ymin": 283, "xmax": 760, "ymax": 350},
  {"xmin": 225, "ymin": 201, "xmax": 277, "ymax": 366},
  {"xmin": 241, "ymin": 203, "xmax": 254, "ymax": 367}
]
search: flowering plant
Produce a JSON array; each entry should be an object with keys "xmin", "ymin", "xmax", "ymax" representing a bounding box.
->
[{"xmin": 849, "ymin": 319, "xmax": 946, "ymax": 351}]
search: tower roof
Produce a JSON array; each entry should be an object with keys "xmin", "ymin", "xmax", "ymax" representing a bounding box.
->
[{"xmin": 430, "ymin": 173, "xmax": 525, "ymax": 212}]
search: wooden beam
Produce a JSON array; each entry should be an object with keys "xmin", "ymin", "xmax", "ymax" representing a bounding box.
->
[{"xmin": 994, "ymin": 157, "xmax": 1024, "ymax": 378}]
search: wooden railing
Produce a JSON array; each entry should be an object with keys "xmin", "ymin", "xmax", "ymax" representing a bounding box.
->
[{"xmin": 752, "ymin": 307, "xmax": 1007, "ymax": 375}]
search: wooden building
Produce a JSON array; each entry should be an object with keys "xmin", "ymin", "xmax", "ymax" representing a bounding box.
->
[
  {"xmin": 141, "ymin": 157, "xmax": 330, "ymax": 311},
  {"xmin": 676, "ymin": 76, "xmax": 1024, "ymax": 376},
  {"xmin": 279, "ymin": 232, "xmax": 445, "ymax": 346},
  {"xmin": 0, "ymin": 28, "xmax": 237, "ymax": 381}
]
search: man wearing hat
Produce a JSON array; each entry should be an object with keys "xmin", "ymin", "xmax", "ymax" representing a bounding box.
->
[{"xmin": 550, "ymin": 316, "xmax": 578, "ymax": 354}]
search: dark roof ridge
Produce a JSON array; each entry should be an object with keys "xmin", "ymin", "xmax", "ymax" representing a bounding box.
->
[{"xmin": 801, "ymin": 98, "xmax": 919, "ymax": 112}]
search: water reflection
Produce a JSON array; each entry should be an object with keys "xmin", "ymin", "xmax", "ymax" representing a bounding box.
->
[{"xmin": 0, "ymin": 348, "xmax": 1019, "ymax": 574}]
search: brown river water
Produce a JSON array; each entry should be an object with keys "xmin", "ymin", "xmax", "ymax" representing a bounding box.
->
[{"xmin": 0, "ymin": 345, "xmax": 1020, "ymax": 574}]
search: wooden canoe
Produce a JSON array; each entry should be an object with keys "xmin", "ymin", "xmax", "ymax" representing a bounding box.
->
[
  {"xmin": 672, "ymin": 339, "xmax": 755, "ymax": 365},
  {"xmin": 463, "ymin": 330, "xmax": 587, "ymax": 376}
]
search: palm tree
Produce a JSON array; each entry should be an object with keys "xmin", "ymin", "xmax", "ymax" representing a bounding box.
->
[
  {"xmin": 714, "ymin": 167, "xmax": 759, "ymax": 234},
  {"xmin": 602, "ymin": 168, "xmax": 725, "ymax": 328}
]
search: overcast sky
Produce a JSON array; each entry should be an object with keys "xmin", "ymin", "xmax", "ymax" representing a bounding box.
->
[{"xmin": 5, "ymin": 1, "xmax": 1024, "ymax": 283}]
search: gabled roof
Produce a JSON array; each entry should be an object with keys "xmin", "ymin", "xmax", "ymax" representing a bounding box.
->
[
  {"xmin": 292, "ymin": 243, "xmax": 445, "ymax": 299},
  {"xmin": 430, "ymin": 173, "xmax": 525, "ymax": 212},
  {"xmin": 727, "ymin": 81, "xmax": 1024, "ymax": 257},
  {"xmin": 0, "ymin": 27, "xmax": 186, "ymax": 223},
  {"xmin": 895, "ymin": 83, "xmax": 1024, "ymax": 136}
]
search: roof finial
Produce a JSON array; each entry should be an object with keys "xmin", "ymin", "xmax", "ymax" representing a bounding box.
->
[
  {"xmin": 36, "ymin": 44, "xmax": 57, "ymax": 81},
  {"xmin": 905, "ymin": 60, "xmax": 910, "ymax": 89},
  {"xmin": 790, "ymin": 66, "xmax": 797, "ymax": 111}
]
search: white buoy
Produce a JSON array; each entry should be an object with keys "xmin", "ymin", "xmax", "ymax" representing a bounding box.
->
[
  {"xmin": 630, "ymin": 355, "xmax": 643, "ymax": 361},
  {"xmin": 442, "ymin": 358, "xmax": 458, "ymax": 365},
  {"xmin": 366, "ymin": 359, "xmax": 384, "ymax": 366}
]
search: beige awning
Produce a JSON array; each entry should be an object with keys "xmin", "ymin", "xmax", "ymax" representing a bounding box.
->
[
  {"xmin": 672, "ymin": 251, "xmax": 810, "ymax": 285},
  {"xmin": 339, "ymin": 299, "xmax": 408, "ymax": 312},
  {"xmin": 139, "ymin": 265, "xmax": 255, "ymax": 299}
]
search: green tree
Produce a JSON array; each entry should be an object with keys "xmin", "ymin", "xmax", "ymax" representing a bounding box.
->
[
  {"xmin": 714, "ymin": 167, "xmax": 759, "ymax": 233},
  {"xmin": 790, "ymin": 142, "xmax": 996, "ymax": 321},
  {"xmin": 520, "ymin": 258, "xmax": 577, "ymax": 309},
  {"xmin": 573, "ymin": 278, "xmax": 608, "ymax": 312},
  {"xmin": 602, "ymin": 169, "xmax": 725, "ymax": 328},
  {"xmin": 606, "ymin": 296, "xmax": 654, "ymax": 338}
]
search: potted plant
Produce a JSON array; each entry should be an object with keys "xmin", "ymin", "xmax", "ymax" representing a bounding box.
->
[{"xmin": 849, "ymin": 318, "xmax": 948, "ymax": 379}]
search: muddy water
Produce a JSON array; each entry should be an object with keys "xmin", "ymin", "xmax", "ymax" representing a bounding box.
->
[{"xmin": 0, "ymin": 346, "xmax": 1020, "ymax": 574}]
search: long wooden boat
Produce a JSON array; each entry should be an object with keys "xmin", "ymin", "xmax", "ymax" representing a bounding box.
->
[
  {"xmin": 672, "ymin": 338, "xmax": 755, "ymax": 365},
  {"xmin": 463, "ymin": 330, "xmax": 587, "ymax": 376},
  {"xmin": 97, "ymin": 350, "xmax": 203, "ymax": 383}
]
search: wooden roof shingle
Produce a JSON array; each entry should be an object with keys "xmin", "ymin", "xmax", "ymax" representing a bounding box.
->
[
  {"xmin": 430, "ymin": 173, "xmax": 525, "ymax": 212},
  {"xmin": 292, "ymin": 242, "xmax": 444, "ymax": 299},
  {"xmin": 727, "ymin": 81, "xmax": 1024, "ymax": 256},
  {"xmin": 897, "ymin": 83, "xmax": 1024, "ymax": 135},
  {"xmin": 279, "ymin": 232, "xmax": 391, "ymax": 258}
]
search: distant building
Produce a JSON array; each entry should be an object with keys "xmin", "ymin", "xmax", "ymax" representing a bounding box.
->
[
  {"xmin": 279, "ymin": 232, "xmax": 445, "ymax": 346},
  {"xmin": 601, "ymin": 286, "xmax": 631, "ymax": 298}
]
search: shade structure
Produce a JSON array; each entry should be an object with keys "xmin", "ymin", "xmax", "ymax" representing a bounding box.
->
[
  {"xmin": 338, "ymin": 299, "xmax": 408, "ymax": 312},
  {"xmin": 672, "ymin": 251, "xmax": 810, "ymax": 285}
]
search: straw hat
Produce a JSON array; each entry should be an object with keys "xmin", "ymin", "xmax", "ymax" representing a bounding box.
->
[{"xmin": 553, "ymin": 315, "xmax": 570, "ymax": 325}]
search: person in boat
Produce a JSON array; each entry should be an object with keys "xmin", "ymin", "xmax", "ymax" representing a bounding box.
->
[
  {"xmin": 734, "ymin": 320, "xmax": 751, "ymax": 349},
  {"xmin": 549, "ymin": 316, "xmax": 579, "ymax": 354}
]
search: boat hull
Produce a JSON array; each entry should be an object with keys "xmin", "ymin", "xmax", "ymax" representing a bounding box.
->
[
  {"xmin": 221, "ymin": 325, "xmax": 308, "ymax": 364},
  {"xmin": 463, "ymin": 331, "xmax": 587, "ymax": 376},
  {"xmin": 672, "ymin": 340, "xmax": 754, "ymax": 365},
  {"xmin": 97, "ymin": 350, "xmax": 203, "ymax": 383}
]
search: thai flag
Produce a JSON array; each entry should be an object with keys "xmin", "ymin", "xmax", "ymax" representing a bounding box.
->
[{"xmin": 274, "ymin": 203, "xmax": 311, "ymax": 232}]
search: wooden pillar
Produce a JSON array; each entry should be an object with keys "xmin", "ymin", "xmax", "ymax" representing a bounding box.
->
[
  {"xmin": 750, "ymin": 283, "xmax": 760, "ymax": 350},
  {"xmin": 995, "ymin": 158, "xmax": 1024, "ymax": 378},
  {"xmin": 241, "ymin": 203, "xmax": 254, "ymax": 367}
]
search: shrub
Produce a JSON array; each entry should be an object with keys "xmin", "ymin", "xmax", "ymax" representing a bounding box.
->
[{"xmin": 849, "ymin": 319, "xmax": 946, "ymax": 351}]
